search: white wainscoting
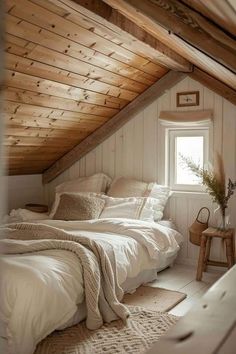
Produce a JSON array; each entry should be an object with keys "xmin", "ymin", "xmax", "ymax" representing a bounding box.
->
[{"xmin": 44, "ymin": 77, "xmax": 236, "ymax": 264}]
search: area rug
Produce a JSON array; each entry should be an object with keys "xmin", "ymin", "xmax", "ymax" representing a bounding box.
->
[
  {"xmin": 35, "ymin": 306, "xmax": 178, "ymax": 354},
  {"xmin": 122, "ymin": 286, "xmax": 187, "ymax": 312}
]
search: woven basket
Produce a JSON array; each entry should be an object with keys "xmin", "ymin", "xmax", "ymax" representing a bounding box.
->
[{"xmin": 189, "ymin": 207, "xmax": 210, "ymax": 246}]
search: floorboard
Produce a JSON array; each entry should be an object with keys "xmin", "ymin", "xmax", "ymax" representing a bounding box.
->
[{"xmin": 147, "ymin": 264, "xmax": 222, "ymax": 316}]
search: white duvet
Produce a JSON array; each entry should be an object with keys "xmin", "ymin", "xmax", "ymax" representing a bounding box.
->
[{"xmin": 0, "ymin": 218, "xmax": 183, "ymax": 354}]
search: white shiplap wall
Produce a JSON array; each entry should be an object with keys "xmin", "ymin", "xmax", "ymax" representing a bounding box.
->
[
  {"xmin": 44, "ymin": 77, "xmax": 236, "ymax": 264},
  {"xmin": 6, "ymin": 174, "xmax": 45, "ymax": 212}
]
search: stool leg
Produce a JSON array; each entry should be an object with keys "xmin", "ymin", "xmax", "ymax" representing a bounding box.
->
[
  {"xmin": 204, "ymin": 237, "xmax": 211, "ymax": 271},
  {"xmin": 232, "ymin": 233, "xmax": 235, "ymax": 265},
  {"xmin": 225, "ymin": 238, "xmax": 234, "ymax": 268},
  {"xmin": 196, "ymin": 235, "xmax": 207, "ymax": 281}
]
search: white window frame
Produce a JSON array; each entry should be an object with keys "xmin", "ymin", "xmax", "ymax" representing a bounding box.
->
[
  {"xmin": 157, "ymin": 119, "xmax": 213, "ymax": 193},
  {"xmin": 168, "ymin": 128, "xmax": 209, "ymax": 192}
]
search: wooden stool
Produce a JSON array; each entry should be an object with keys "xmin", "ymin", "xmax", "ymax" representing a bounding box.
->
[{"xmin": 196, "ymin": 227, "xmax": 235, "ymax": 281}]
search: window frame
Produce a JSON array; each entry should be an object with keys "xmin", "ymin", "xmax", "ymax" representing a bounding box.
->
[
  {"xmin": 157, "ymin": 118, "xmax": 213, "ymax": 193},
  {"xmin": 168, "ymin": 128, "xmax": 209, "ymax": 192}
]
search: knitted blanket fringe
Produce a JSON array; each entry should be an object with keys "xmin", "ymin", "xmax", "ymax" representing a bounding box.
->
[{"xmin": 0, "ymin": 223, "xmax": 130, "ymax": 329}]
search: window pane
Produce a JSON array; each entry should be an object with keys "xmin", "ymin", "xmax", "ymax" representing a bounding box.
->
[{"xmin": 176, "ymin": 136, "xmax": 203, "ymax": 185}]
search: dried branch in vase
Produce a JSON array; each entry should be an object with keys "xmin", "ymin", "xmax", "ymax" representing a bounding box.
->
[{"xmin": 180, "ymin": 153, "xmax": 236, "ymax": 230}]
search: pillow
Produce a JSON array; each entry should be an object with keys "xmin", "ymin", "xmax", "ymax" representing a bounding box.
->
[
  {"xmin": 53, "ymin": 193, "xmax": 105, "ymax": 221},
  {"xmin": 56, "ymin": 173, "xmax": 111, "ymax": 194},
  {"xmin": 49, "ymin": 173, "xmax": 111, "ymax": 218},
  {"xmin": 107, "ymin": 177, "xmax": 170, "ymax": 221},
  {"xmin": 107, "ymin": 177, "xmax": 149, "ymax": 197},
  {"xmin": 2, "ymin": 209, "xmax": 49, "ymax": 224},
  {"xmin": 50, "ymin": 192, "xmax": 103, "ymax": 219},
  {"xmin": 99, "ymin": 196, "xmax": 160, "ymax": 222}
]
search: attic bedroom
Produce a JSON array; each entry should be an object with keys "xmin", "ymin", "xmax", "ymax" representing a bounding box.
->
[{"xmin": 0, "ymin": 0, "xmax": 236, "ymax": 353}]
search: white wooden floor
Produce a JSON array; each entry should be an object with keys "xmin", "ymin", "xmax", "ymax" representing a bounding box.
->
[{"xmin": 148, "ymin": 264, "xmax": 223, "ymax": 316}]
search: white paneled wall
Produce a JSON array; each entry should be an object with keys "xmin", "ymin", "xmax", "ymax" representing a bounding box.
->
[
  {"xmin": 44, "ymin": 77, "xmax": 236, "ymax": 264},
  {"xmin": 6, "ymin": 174, "xmax": 45, "ymax": 212}
]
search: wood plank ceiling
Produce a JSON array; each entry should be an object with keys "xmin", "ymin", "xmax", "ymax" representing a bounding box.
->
[{"xmin": 3, "ymin": 0, "xmax": 236, "ymax": 177}]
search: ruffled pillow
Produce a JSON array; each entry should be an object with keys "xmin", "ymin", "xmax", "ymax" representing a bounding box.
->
[{"xmin": 107, "ymin": 177, "xmax": 170, "ymax": 221}]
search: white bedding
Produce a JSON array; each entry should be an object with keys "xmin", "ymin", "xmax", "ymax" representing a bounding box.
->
[{"xmin": 0, "ymin": 218, "xmax": 183, "ymax": 354}]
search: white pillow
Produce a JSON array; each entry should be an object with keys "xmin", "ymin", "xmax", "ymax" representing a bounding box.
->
[
  {"xmin": 107, "ymin": 177, "xmax": 170, "ymax": 221},
  {"xmin": 149, "ymin": 184, "xmax": 170, "ymax": 221},
  {"xmin": 99, "ymin": 196, "xmax": 160, "ymax": 222},
  {"xmin": 107, "ymin": 177, "xmax": 149, "ymax": 197},
  {"xmin": 3, "ymin": 209, "xmax": 49, "ymax": 224},
  {"xmin": 56, "ymin": 173, "xmax": 111, "ymax": 194}
]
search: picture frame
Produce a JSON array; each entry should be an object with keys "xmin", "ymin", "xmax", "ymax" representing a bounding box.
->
[{"xmin": 176, "ymin": 91, "xmax": 200, "ymax": 107}]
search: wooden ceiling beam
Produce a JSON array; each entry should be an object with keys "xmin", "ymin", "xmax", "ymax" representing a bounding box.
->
[
  {"xmin": 71, "ymin": 0, "xmax": 191, "ymax": 72},
  {"xmin": 43, "ymin": 71, "xmax": 186, "ymax": 183},
  {"xmin": 189, "ymin": 67, "xmax": 236, "ymax": 106},
  {"xmin": 104, "ymin": 0, "xmax": 236, "ymax": 72},
  {"xmin": 182, "ymin": 0, "xmax": 236, "ymax": 37},
  {"xmin": 103, "ymin": 0, "xmax": 236, "ymax": 90}
]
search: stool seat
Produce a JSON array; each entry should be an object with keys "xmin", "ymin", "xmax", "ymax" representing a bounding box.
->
[{"xmin": 196, "ymin": 227, "xmax": 235, "ymax": 281}]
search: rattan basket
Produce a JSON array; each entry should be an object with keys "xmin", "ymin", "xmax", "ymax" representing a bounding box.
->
[{"xmin": 189, "ymin": 207, "xmax": 210, "ymax": 246}]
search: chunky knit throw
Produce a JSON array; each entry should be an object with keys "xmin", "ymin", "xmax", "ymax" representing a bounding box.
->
[{"xmin": 1, "ymin": 223, "xmax": 130, "ymax": 329}]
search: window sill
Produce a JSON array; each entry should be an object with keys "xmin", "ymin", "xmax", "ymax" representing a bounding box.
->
[{"xmin": 170, "ymin": 190, "xmax": 210, "ymax": 199}]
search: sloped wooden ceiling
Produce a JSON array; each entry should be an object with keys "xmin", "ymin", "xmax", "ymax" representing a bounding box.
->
[
  {"xmin": 5, "ymin": 0, "xmax": 191, "ymax": 175},
  {"xmin": 3, "ymin": 0, "xmax": 236, "ymax": 179}
]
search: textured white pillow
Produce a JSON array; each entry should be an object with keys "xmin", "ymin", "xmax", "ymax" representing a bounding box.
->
[
  {"xmin": 49, "ymin": 192, "xmax": 104, "ymax": 219},
  {"xmin": 49, "ymin": 173, "xmax": 111, "ymax": 218},
  {"xmin": 99, "ymin": 196, "xmax": 160, "ymax": 222},
  {"xmin": 53, "ymin": 193, "xmax": 105, "ymax": 221},
  {"xmin": 107, "ymin": 177, "xmax": 170, "ymax": 221}
]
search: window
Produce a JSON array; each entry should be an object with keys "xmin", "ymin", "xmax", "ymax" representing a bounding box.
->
[{"xmin": 168, "ymin": 129, "xmax": 209, "ymax": 191}]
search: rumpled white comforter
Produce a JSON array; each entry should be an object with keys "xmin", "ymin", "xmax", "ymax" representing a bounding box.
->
[{"xmin": 0, "ymin": 218, "xmax": 183, "ymax": 354}]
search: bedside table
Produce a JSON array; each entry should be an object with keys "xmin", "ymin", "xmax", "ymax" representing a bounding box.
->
[{"xmin": 196, "ymin": 227, "xmax": 235, "ymax": 281}]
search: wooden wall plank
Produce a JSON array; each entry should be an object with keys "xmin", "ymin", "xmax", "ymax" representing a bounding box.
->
[
  {"xmin": 6, "ymin": 70, "xmax": 129, "ymax": 109},
  {"xmin": 4, "ymin": 101, "xmax": 107, "ymax": 121},
  {"xmin": 6, "ymin": 125, "xmax": 93, "ymax": 139},
  {"xmin": 5, "ymin": 50, "xmax": 138, "ymax": 101},
  {"xmin": 6, "ymin": 87, "xmax": 119, "ymax": 117},
  {"xmin": 5, "ymin": 114, "xmax": 105, "ymax": 130},
  {"xmin": 5, "ymin": 135, "xmax": 82, "ymax": 147}
]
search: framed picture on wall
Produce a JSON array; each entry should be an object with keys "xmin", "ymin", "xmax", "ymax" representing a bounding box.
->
[{"xmin": 176, "ymin": 91, "xmax": 200, "ymax": 107}]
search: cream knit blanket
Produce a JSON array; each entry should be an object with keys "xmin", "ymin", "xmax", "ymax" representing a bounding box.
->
[{"xmin": 0, "ymin": 223, "xmax": 130, "ymax": 329}]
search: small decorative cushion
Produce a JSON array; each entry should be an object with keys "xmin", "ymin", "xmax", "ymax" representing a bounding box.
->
[{"xmin": 53, "ymin": 193, "xmax": 105, "ymax": 221}]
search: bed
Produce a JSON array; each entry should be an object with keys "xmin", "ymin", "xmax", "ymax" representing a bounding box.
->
[{"xmin": 0, "ymin": 174, "xmax": 183, "ymax": 354}]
